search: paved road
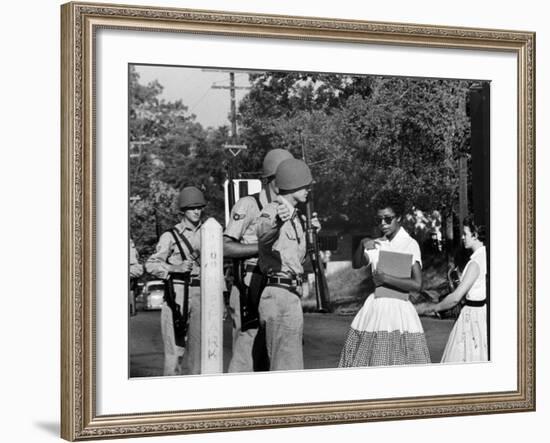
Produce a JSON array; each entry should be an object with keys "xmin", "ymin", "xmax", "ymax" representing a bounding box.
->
[{"xmin": 130, "ymin": 309, "xmax": 454, "ymax": 377}]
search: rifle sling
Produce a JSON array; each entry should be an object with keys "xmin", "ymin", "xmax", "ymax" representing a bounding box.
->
[
  {"xmin": 166, "ymin": 229, "xmax": 196, "ymax": 346},
  {"xmin": 169, "ymin": 228, "xmax": 195, "ymax": 261},
  {"xmin": 251, "ymin": 192, "xmax": 264, "ymax": 211},
  {"xmin": 237, "ymin": 193, "xmax": 265, "ymax": 331}
]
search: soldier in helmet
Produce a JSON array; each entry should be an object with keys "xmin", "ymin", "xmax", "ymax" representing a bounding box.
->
[
  {"xmin": 224, "ymin": 148, "xmax": 293, "ymax": 372},
  {"xmin": 146, "ymin": 186, "xmax": 206, "ymax": 376},
  {"xmin": 256, "ymin": 158, "xmax": 319, "ymax": 370}
]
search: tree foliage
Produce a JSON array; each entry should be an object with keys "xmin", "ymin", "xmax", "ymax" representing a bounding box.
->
[
  {"xmin": 237, "ymin": 72, "xmax": 474, "ymax": 241},
  {"xmin": 129, "ymin": 66, "xmax": 229, "ymax": 257},
  {"xmin": 129, "ymin": 66, "xmax": 479, "ymax": 258}
]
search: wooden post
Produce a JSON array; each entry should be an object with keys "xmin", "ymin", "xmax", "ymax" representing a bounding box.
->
[
  {"xmin": 458, "ymin": 155, "xmax": 469, "ymax": 233},
  {"xmin": 200, "ymin": 217, "xmax": 224, "ymax": 374}
]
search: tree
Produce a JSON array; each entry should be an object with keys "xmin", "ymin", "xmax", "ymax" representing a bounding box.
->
[
  {"xmin": 237, "ymin": 72, "xmax": 474, "ymax": 242},
  {"xmin": 234, "ymin": 72, "xmax": 376, "ymax": 177},
  {"xmin": 129, "ymin": 66, "xmax": 230, "ymax": 256},
  {"xmin": 130, "ymin": 180, "xmax": 178, "ymax": 258}
]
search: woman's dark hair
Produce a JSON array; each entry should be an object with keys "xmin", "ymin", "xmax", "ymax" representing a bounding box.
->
[
  {"xmin": 372, "ymin": 189, "xmax": 406, "ymax": 217},
  {"xmin": 463, "ymin": 216, "xmax": 487, "ymax": 243}
]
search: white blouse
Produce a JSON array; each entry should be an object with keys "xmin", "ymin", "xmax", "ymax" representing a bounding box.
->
[
  {"xmin": 365, "ymin": 227, "xmax": 422, "ymax": 270},
  {"xmin": 463, "ymin": 245, "xmax": 487, "ymax": 301}
]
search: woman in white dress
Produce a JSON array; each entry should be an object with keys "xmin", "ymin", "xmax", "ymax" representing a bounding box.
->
[
  {"xmin": 417, "ymin": 217, "xmax": 488, "ymax": 363},
  {"xmin": 339, "ymin": 191, "xmax": 431, "ymax": 367}
]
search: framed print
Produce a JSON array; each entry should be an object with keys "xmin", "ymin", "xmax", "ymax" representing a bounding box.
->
[{"xmin": 61, "ymin": 1, "xmax": 536, "ymax": 440}]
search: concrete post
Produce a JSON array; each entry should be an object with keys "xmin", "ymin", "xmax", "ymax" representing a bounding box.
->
[{"xmin": 200, "ymin": 217, "xmax": 224, "ymax": 374}]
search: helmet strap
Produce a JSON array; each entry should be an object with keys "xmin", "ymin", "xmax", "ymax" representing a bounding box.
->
[{"xmin": 266, "ymin": 184, "xmax": 272, "ymax": 203}]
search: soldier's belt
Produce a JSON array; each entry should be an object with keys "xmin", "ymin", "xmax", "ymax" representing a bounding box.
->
[
  {"xmin": 267, "ymin": 276, "xmax": 300, "ymax": 286},
  {"xmin": 172, "ymin": 277, "xmax": 201, "ymax": 287},
  {"xmin": 265, "ymin": 277, "xmax": 303, "ymax": 298}
]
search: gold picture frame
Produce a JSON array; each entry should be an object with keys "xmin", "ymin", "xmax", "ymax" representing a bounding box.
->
[{"xmin": 61, "ymin": 1, "xmax": 535, "ymax": 440}]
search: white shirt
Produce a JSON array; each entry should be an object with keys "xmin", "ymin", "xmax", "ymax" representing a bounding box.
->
[
  {"xmin": 464, "ymin": 245, "xmax": 487, "ymax": 301},
  {"xmin": 365, "ymin": 227, "xmax": 422, "ymax": 270},
  {"xmin": 223, "ymin": 189, "xmax": 269, "ymax": 267}
]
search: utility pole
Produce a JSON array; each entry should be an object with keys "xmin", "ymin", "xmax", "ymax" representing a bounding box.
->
[
  {"xmin": 210, "ymin": 71, "xmax": 251, "ymax": 205},
  {"xmin": 229, "ymin": 72, "xmax": 237, "ymax": 142},
  {"xmin": 210, "ymin": 71, "xmax": 250, "ymax": 150}
]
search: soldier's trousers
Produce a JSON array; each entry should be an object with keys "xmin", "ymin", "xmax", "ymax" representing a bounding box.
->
[
  {"xmin": 258, "ymin": 286, "xmax": 304, "ymax": 371},
  {"xmin": 160, "ymin": 285, "xmax": 201, "ymax": 376},
  {"xmin": 227, "ymin": 283, "xmax": 258, "ymax": 372}
]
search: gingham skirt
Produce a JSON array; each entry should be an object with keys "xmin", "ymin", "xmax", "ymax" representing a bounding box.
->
[{"xmin": 338, "ymin": 294, "xmax": 431, "ymax": 367}]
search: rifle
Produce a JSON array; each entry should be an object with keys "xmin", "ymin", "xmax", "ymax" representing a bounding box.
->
[
  {"xmin": 164, "ymin": 229, "xmax": 199, "ymax": 348},
  {"xmin": 299, "ymin": 131, "xmax": 331, "ymax": 313},
  {"xmin": 164, "ymin": 272, "xmax": 191, "ymax": 348},
  {"xmin": 305, "ymin": 200, "xmax": 331, "ymax": 313}
]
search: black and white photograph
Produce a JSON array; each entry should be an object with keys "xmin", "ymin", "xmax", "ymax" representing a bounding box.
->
[
  {"xmin": 54, "ymin": 1, "xmax": 537, "ymax": 441},
  {"xmin": 128, "ymin": 64, "xmax": 491, "ymax": 378},
  {"xmin": 2, "ymin": 0, "xmax": 547, "ymax": 440}
]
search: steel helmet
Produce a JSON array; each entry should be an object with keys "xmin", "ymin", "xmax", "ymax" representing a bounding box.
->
[
  {"xmin": 262, "ymin": 148, "xmax": 294, "ymax": 178},
  {"xmin": 275, "ymin": 158, "xmax": 313, "ymax": 193},
  {"xmin": 176, "ymin": 186, "xmax": 206, "ymax": 210}
]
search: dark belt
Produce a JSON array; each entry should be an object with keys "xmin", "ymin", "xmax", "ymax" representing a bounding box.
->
[
  {"xmin": 267, "ymin": 276, "xmax": 300, "ymax": 286},
  {"xmin": 265, "ymin": 276, "xmax": 301, "ymax": 297},
  {"xmin": 465, "ymin": 299, "xmax": 486, "ymax": 307},
  {"xmin": 172, "ymin": 277, "xmax": 201, "ymax": 287}
]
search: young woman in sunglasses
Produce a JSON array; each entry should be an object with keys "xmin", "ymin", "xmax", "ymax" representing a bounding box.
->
[{"xmin": 339, "ymin": 190, "xmax": 431, "ymax": 367}]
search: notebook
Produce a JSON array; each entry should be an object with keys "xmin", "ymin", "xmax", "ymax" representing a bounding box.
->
[{"xmin": 374, "ymin": 250, "xmax": 413, "ymax": 300}]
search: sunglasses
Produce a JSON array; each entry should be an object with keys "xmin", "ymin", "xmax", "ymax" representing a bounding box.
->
[{"xmin": 376, "ymin": 215, "xmax": 396, "ymax": 225}]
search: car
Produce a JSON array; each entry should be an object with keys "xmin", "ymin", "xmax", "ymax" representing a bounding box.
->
[{"xmin": 140, "ymin": 280, "xmax": 165, "ymax": 311}]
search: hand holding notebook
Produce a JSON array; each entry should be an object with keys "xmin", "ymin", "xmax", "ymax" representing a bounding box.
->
[{"xmin": 374, "ymin": 250, "xmax": 413, "ymax": 300}]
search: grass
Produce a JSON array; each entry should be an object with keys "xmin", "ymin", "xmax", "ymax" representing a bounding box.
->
[{"xmin": 302, "ymin": 265, "xmax": 370, "ymax": 314}]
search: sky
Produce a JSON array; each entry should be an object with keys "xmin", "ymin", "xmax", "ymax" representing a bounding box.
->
[{"xmin": 134, "ymin": 64, "xmax": 252, "ymax": 129}]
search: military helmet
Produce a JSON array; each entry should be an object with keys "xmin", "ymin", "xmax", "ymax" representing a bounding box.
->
[
  {"xmin": 262, "ymin": 148, "xmax": 294, "ymax": 178},
  {"xmin": 275, "ymin": 158, "xmax": 313, "ymax": 193},
  {"xmin": 176, "ymin": 186, "xmax": 206, "ymax": 210}
]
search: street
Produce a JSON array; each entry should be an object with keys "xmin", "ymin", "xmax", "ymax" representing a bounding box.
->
[{"xmin": 130, "ymin": 309, "xmax": 454, "ymax": 377}]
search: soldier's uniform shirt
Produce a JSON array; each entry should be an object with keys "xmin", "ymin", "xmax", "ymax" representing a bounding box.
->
[
  {"xmin": 145, "ymin": 218, "xmax": 202, "ymax": 376},
  {"xmin": 146, "ymin": 219, "xmax": 201, "ymax": 279},
  {"xmin": 256, "ymin": 198, "xmax": 306, "ymax": 371},
  {"xmin": 224, "ymin": 190, "xmax": 269, "ymax": 267},
  {"xmin": 223, "ymin": 190, "xmax": 269, "ymax": 372},
  {"xmin": 257, "ymin": 198, "xmax": 307, "ymax": 278}
]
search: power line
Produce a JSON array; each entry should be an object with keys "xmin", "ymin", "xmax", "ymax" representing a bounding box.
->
[
  {"xmin": 188, "ymin": 87, "xmax": 213, "ymax": 112},
  {"xmin": 210, "ymin": 72, "xmax": 251, "ymax": 140}
]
